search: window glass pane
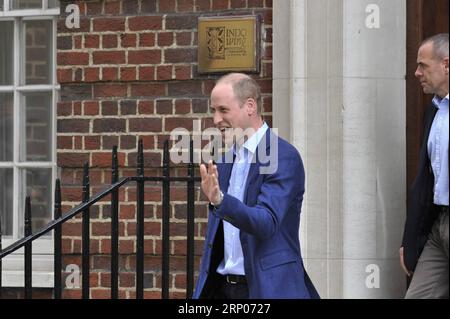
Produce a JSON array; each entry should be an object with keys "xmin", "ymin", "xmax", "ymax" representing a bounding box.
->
[
  {"xmin": 18, "ymin": 168, "xmax": 52, "ymax": 236},
  {"xmin": 0, "ymin": 21, "xmax": 14, "ymax": 85},
  {"xmin": 21, "ymin": 92, "xmax": 52, "ymax": 162},
  {"xmin": 11, "ymin": 0, "xmax": 43, "ymax": 10},
  {"xmin": 0, "ymin": 168, "xmax": 13, "ymax": 236},
  {"xmin": 25, "ymin": 20, "xmax": 52, "ymax": 85},
  {"xmin": 48, "ymin": 0, "xmax": 59, "ymax": 8},
  {"xmin": 0, "ymin": 93, "xmax": 14, "ymax": 161}
]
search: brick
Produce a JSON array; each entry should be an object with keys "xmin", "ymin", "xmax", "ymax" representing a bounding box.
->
[
  {"xmin": 175, "ymin": 99, "xmax": 191, "ymax": 114},
  {"xmin": 158, "ymin": 0, "xmax": 176, "ymax": 12},
  {"xmin": 138, "ymin": 66, "xmax": 155, "ymax": 81},
  {"xmin": 91, "ymin": 289, "xmax": 110, "ymax": 299},
  {"xmin": 156, "ymin": 65, "xmax": 172, "ymax": 81},
  {"xmin": 102, "ymin": 34, "xmax": 118, "ymax": 48},
  {"xmin": 84, "ymin": 136, "xmax": 101, "ymax": 150},
  {"xmin": 120, "ymin": 100, "xmax": 137, "ymax": 115},
  {"xmin": 175, "ymin": 32, "xmax": 191, "ymax": 46},
  {"xmin": 84, "ymin": 34, "xmax": 100, "ymax": 48},
  {"xmin": 84, "ymin": 101, "xmax": 100, "ymax": 116},
  {"xmin": 165, "ymin": 15, "xmax": 197, "ymax": 30},
  {"xmin": 165, "ymin": 117, "xmax": 194, "ymax": 131},
  {"xmin": 57, "ymin": 68, "xmax": 73, "ymax": 83},
  {"xmin": 128, "ymin": 16, "xmax": 163, "ymax": 31},
  {"xmin": 192, "ymin": 99, "xmax": 208, "ymax": 113},
  {"xmin": 128, "ymin": 50, "xmax": 161, "ymax": 64},
  {"xmin": 57, "ymin": 119, "xmax": 90, "ymax": 133},
  {"xmin": 120, "ymin": 135, "xmax": 137, "ymax": 149},
  {"xmin": 93, "ymin": 51, "xmax": 126, "ymax": 64},
  {"xmin": 174, "ymin": 65, "xmax": 191, "ymax": 80},
  {"xmin": 140, "ymin": 135, "xmax": 155, "ymax": 148},
  {"xmin": 102, "ymin": 67, "xmax": 118, "ymax": 81},
  {"xmin": 93, "ymin": 18, "xmax": 125, "ymax": 32},
  {"xmin": 104, "ymin": 1, "xmax": 121, "ymax": 14},
  {"xmin": 264, "ymin": 27, "xmax": 272, "ymax": 42},
  {"xmin": 130, "ymin": 83, "xmax": 166, "ymax": 97},
  {"xmin": 120, "ymin": 33, "xmax": 136, "ymax": 48},
  {"xmin": 263, "ymin": 62, "xmax": 272, "ymax": 78},
  {"xmin": 127, "ymin": 152, "xmax": 161, "ymax": 167},
  {"xmin": 86, "ymin": 1, "xmax": 103, "ymax": 15},
  {"xmin": 120, "ymin": 67, "xmax": 137, "ymax": 81},
  {"xmin": 141, "ymin": 0, "xmax": 157, "ymax": 13},
  {"xmin": 123, "ymin": 0, "xmax": 139, "ymax": 14},
  {"xmin": 73, "ymin": 35, "xmax": 82, "ymax": 49},
  {"xmin": 74, "ymin": 135, "xmax": 82, "ymax": 148},
  {"xmin": 74, "ymin": 68, "xmax": 82, "ymax": 82},
  {"xmin": 57, "ymin": 136, "xmax": 73, "ymax": 149},
  {"xmin": 57, "ymin": 52, "xmax": 89, "ymax": 66},
  {"xmin": 195, "ymin": 0, "xmax": 211, "ymax": 11},
  {"xmin": 168, "ymin": 81, "xmax": 202, "ymax": 96},
  {"xmin": 57, "ymin": 153, "xmax": 90, "ymax": 168},
  {"xmin": 91, "ymin": 152, "xmax": 125, "ymax": 168},
  {"xmin": 102, "ymin": 135, "xmax": 119, "ymax": 150},
  {"xmin": 212, "ymin": 0, "xmax": 229, "ymax": 10},
  {"xmin": 156, "ymin": 100, "xmax": 173, "ymax": 114},
  {"xmin": 94, "ymin": 84, "xmax": 128, "ymax": 98},
  {"xmin": 61, "ymin": 221, "xmax": 82, "ymax": 236},
  {"xmin": 57, "ymin": 36, "xmax": 72, "ymax": 50},
  {"xmin": 139, "ymin": 33, "xmax": 155, "ymax": 47},
  {"xmin": 248, "ymin": 0, "xmax": 264, "ymax": 6},
  {"xmin": 119, "ymin": 273, "xmax": 136, "ymax": 288},
  {"xmin": 265, "ymin": 0, "xmax": 273, "ymax": 7},
  {"xmin": 92, "ymin": 118, "xmax": 126, "ymax": 133},
  {"xmin": 129, "ymin": 118, "xmax": 162, "ymax": 132},
  {"xmin": 102, "ymin": 101, "xmax": 119, "ymax": 115},
  {"xmin": 231, "ymin": 0, "xmax": 246, "ymax": 8},
  {"xmin": 119, "ymin": 239, "xmax": 135, "ymax": 254},
  {"xmin": 177, "ymin": 0, "xmax": 194, "ymax": 12},
  {"xmin": 257, "ymin": 79, "xmax": 272, "ymax": 93},
  {"xmin": 164, "ymin": 48, "xmax": 196, "ymax": 63},
  {"xmin": 138, "ymin": 100, "xmax": 154, "ymax": 114},
  {"xmin": 157, "ymin": 32, "xmax": 174, "ymax": 46},
  {"xmin": 263, "ymin": 95, "xmax": 272, "ymax": 112},
  {"xmin": 84, "ymin": 67, "xmax": 100, "ymax": 82}
]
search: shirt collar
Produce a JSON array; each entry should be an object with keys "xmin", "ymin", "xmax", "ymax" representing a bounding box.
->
[
  {"xmin": 432, "ymin": 94, "xmax": 449, "ymax": 110},
  {"xmin": 233, "ymin": 122, "xmax": 269, "ymax": 157}
]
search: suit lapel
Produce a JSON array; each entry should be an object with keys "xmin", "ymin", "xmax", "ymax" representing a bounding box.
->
[{"xmin": 420, "ymin": 104, "xmax": 439, "ymax": 163}]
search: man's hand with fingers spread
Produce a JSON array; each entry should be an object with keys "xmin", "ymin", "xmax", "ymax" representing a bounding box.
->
[{"xmin": 200, "ymin": 161, "xmax": 223, "ymax": 206}]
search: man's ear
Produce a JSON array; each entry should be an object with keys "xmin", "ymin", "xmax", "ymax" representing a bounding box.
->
[
  {"xmin": 443, "ymin": 57, "xmax": 449, "ymax": 74},
  {"xmin": 246, "ymin": 98, "xmax": 257, "ymax": 116}
]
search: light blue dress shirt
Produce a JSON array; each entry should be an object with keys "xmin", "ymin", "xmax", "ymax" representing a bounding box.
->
[
  {"xmin": 217, "ymin": 122, "xmax": 269, "ymax": 276},
  {"xmin": 428, "ymin": 94, "xmax": 449, "ymax": 205}
]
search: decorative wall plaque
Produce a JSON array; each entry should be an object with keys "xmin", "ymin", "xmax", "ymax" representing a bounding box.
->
[{"xmin": 198, "ymin": 15, "xmax": 260, "ymax": 74}]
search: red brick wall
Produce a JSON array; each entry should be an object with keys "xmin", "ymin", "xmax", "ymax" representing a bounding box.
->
[{"xmin": 56, "ymin": 0, "xmax": 272, "ymax": 299}]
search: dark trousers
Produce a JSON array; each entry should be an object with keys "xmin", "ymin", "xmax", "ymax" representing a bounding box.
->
[{"xmin": 211, "ymin": 276, "xmax": 249, "ymax": 299}]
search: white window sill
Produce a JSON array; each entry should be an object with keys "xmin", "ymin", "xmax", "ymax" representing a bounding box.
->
[{"xmin": 1, "ymin": 253, "xmax": 54, "ymax": 288}]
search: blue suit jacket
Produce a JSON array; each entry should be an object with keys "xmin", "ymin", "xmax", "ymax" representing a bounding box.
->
[{"xmin": 193, "ymin": 129, "xmax": 319, "ymax": 299}]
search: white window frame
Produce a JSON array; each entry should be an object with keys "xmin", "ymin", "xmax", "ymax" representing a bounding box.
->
[{"xmin": 0, "ymin": 0, "xmax": 60, "ymax": 288}]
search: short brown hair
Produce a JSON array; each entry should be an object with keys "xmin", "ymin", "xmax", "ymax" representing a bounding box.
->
[{"xmin": 216, "ymin": 73, "xmax": 263, "ymax": 114}]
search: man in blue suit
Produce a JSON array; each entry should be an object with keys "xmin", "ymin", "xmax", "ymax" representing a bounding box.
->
[{"xmin": 193, "ymin": 73, "xmax": 319, "ymax": 299}]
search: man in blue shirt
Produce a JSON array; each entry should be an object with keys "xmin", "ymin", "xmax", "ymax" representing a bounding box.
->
[
  {"xmin": 193, "ymin": 73, "xmax": 319, "ymax": 299},
  {"xmin": 401, "ymin": 33, "xmax": 449, "ymax": 298}
]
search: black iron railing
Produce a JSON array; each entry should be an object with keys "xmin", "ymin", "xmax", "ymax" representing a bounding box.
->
[{"xmin": 0, "ymin": 139, "xmax": 201, "ymax": 299}]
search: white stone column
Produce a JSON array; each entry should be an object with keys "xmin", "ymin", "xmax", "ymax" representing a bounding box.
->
[
  {"xmin": 342, "ymin": 0, "xmax": 406, "ymax": 298},
  {"xmin": 273, "ymin": 0, "xmax": 407, "ymax": 298}
]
